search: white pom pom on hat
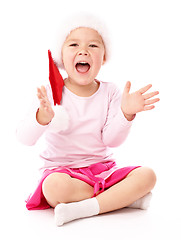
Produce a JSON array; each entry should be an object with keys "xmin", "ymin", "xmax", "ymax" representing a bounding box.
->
[
  {"xmin": 47, "ymin": 105, "xmax": 69, "ymax": 133},
  {"xmin": 52, "ymin": 13, "xmax": 111, "ymax": 69}
]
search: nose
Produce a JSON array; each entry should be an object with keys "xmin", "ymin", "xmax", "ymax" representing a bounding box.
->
[{"xmin": 78, "ymin": 49, "xmax": 89, "ymax": 56}]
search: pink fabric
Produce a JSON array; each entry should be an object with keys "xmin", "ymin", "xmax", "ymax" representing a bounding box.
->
[
  {"xmin": 26, "ymin": 162, "xmax": 140, "ymax": 210},
  {"xmin": 16, "ymin": 81, "xmax": 138, "ymax": 210},
  {"xmin": 16, "ymin": 81, "xmax": 133, "ymax": 171}
]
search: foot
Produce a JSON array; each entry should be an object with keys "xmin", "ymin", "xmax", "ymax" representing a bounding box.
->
[
  {"xmin": 54, "ymin": 198, "xmax": 100, "ymax": 226},
  {"xmin": 127, "ymin": 192, "xmax": 152, "ymax": 210}
]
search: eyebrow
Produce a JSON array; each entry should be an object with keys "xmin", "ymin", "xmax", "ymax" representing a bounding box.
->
[{"xmin": 66, "ymin": 39, "xmax": 102, "ymax": 44}]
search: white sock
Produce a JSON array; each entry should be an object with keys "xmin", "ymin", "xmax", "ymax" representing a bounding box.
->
[
  {"xmin": 127, "ymin": 192, "xmax": 152, "ymax": 210},
  {"xmin": 54, "ymin": 198, "xmax": 100, "ymax": 226}
]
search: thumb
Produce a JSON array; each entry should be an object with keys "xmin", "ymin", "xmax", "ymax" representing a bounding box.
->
[{"xmin": 123, "ymin": 81, "xmax": 131, "ymax": 94}]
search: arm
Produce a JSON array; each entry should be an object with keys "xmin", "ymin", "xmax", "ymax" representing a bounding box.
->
[
  {"xmin": 102, "ymin": 86, "xmax": 133, "ymax": 147},
  {"xmin": 16, "ymin": 86, "xmax": 54, "ymax": 146},
  {"xmin": 102, "ymin": 82, "xmax": 160, "ymax": 148}
]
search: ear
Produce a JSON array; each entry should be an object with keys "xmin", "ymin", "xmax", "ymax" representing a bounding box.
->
[
  {"xmin": 61, "ymin": 51, "xmax": 65, "ymax": 68},
  {"xmin": 102, "ymin": 54, "xmax": 106, "ymax": 65}
]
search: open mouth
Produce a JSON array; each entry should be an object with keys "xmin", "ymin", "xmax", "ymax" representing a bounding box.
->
[{"xmin": 75, "ymin": 62, "xmax": 91, "ymax": 73}]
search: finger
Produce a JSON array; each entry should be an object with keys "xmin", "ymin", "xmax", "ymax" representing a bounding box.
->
[
  {"xmin": 37, "ymin": 87, "xmax": 42, "ymax": 95},
  {"xmin": 37, "ymin": 86, "xmax": 47, "ymax": 99},
  {"xmin": 40, "ymin": 86, "xmax": 48, "ymax": 97},
  {"xmin": 145, "ymin": 98, "xmax": 160, "ymax": 105},
  {"xmin": 37, "ymin": 86, "xmax": 50, "ymax": 104},
  {"xmin": 123, "ymin": 81, "xmax": 131, "ymax": 94},
  {"xmin": 144, "ymin": 105, "xmax": 155, "ymax": 111},
  {"xmin": 37, "ymin": 88, "xmax": 44, "ymax": 100},
  {"xmin": 139, "ymin": 84, "xmax": 152, "ymax": 94},
  {"xmin": 143, "ymin": 91, "xmax": 159, "ymax": 100},
  {"xmin": 37, "ymin": 87, "xmax": 46, "ymax": 97}
]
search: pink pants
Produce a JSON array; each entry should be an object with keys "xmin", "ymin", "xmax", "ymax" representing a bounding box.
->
[{"xmin": 26, "ymin": 161, "xmax": 140, "ymax": 210}]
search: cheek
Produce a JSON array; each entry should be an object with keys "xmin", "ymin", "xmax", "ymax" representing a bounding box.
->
[
  {"xmin": 62, "ymin": 50, "xmax": 74, "ymax": 69},
  {"xmin": 93, "ymin": 52, "xmax": 105, "ymax": 68}
]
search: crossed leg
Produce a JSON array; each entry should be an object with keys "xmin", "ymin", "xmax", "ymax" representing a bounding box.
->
[
  {"xmin": 42, "ymin": 167, "xmax": 156, "ymax": 224},
  {"xmin": 42, "ymin": 172, "xmax": 94, "ymax": 207},
  {"xmin": 43, "ymin": 167, "xmax": 156, "ymax": 211},
  {"xmin": 96, "ymin": 166, "xmax": 156, "ymax": 213}
]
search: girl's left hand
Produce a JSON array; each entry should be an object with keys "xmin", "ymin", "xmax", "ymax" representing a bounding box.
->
[{"xmin": 121, "ymin": 81, "xmax": 160, "ymax": 121}]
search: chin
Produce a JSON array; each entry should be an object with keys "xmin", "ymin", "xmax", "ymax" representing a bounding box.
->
[{"xmin": 73, "ymin": 73, "xmax": 95, "ymax": 84}]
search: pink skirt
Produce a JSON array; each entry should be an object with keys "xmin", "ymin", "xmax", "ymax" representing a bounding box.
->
[{"xmin": 26, "ymin": 161, "xmax": 140, "ymax": 210}]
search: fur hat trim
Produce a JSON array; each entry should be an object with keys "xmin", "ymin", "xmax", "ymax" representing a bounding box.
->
[{"xmin": 52, "ymin": 13, "xmax": 111, "ymax": 69}]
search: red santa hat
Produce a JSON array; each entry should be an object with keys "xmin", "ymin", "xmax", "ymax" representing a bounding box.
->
[
  {"xmin": 47, "ymin": 50, "xmax": 69, "ymax": 132},
  {"xmin": 48, "ymin": 50, "xmax": 64, "ymax": 105},
  {"xmin": 52, "ymin": 13, "xmax": 111, "ymax": 69},
  {"xmin": 47, "ymin": 14, "xmax": 110, "ymax": 132}
]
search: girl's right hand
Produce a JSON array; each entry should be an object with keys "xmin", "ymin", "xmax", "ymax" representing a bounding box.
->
[{"xmin": 36, "ymin": 86, "xmax": 55, "ymax": 125}]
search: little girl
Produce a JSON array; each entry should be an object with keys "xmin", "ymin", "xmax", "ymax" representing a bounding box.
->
[{"xmin": 17, "ymin": 14, "xmax": 159, "ymax": 226}]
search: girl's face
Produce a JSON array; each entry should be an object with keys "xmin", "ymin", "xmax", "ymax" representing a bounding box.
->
[{"xmin": 61, "ymin": 27, "xmax": 106, "ymax": 86}]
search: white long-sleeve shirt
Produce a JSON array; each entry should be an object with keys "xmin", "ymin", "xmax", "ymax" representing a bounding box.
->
[{"xmin": 16, "ymin": 80, "xmax": 133, "ymax": 171}]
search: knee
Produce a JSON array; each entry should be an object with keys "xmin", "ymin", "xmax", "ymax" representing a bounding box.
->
[
  {"xmin": 130, "ymin": 167, "xmax": 157, "ymax": 192},
  {"xmin": 139, "ymin": 167, "xmax": 157, "ymax": 191},
  {"xmin": 42, "ymin": 173, "xmax": 73, "ymax": 207}
]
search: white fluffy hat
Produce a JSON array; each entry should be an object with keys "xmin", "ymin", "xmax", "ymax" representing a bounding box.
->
[{"xmin": 52, "ymin": 13, "xmax": 111, "ymax": 69}]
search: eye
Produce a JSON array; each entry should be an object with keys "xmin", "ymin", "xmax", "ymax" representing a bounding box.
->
[
  {"xmin": 89, "ymin": 44, "xmax": 98, "ymax": 48},
  {"xmin": 69, "ymin": 43, "xmax": 78, "ymax": 47}
]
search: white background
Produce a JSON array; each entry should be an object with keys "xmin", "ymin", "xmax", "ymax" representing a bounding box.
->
[{"xmin": 0, "ymin": 0, "xmax": 181, "ymax": 239}]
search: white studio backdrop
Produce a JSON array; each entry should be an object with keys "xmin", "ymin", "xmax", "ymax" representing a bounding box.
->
[{"xmin": 0, "ymin": 0, "xmax": 181, "ymax": 235}]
